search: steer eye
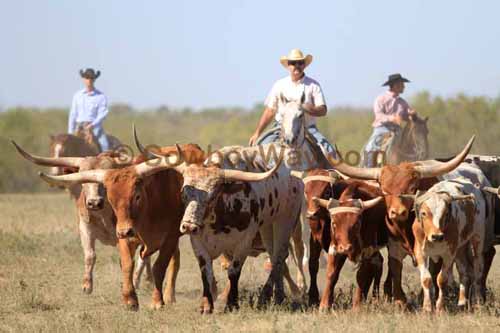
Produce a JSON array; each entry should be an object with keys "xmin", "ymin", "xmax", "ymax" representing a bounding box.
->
[{"xmin": 420, "ymin": 211, "xmax": 427, "ymax": 218}]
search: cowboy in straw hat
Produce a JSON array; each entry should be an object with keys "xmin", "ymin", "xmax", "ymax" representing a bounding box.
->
[
  {"xmin": 68, "ymin": 68, "xmax": 111, "ymax": 151},
  {"xmin": 362, "ymin": 73, "xmax": 418, "ymax": 167},
  {"xmin": 249, "ymin": 48, "xmax": 338, "ymax": 159}
]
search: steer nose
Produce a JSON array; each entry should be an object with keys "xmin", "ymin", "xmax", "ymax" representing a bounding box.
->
[
  {"xmin": 86, "ymin": 198, "xmax": 104, "ymax": 210},
  {"xmin": 389, "ymin": 207, "xmax": 408, "ymax": 221},
  {"xmin": 337, "ymin": 244, "xmax": 352, "ymax": 254},
  {"xmin": 116, "ymin": 228, "xmax": 135, "ymax": 239},
  {"xmin": 180, "ymin": 222, "xmax": 200, "ymax": 235},
  {"xmin": 431, "ymin": 233, "xmax": 444, "ymax": 242}
]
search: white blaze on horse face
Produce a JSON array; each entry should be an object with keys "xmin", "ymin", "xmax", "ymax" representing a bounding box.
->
[
  {"xmin": 51, "ymin": 143, "xmax": 62, "ymax": 175},
  {"xmin": 281, "ymin": 101, "xmax": 305, "ymax": 147}
]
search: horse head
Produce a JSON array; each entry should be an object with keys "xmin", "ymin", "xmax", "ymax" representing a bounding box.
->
[{"xmin": 279, "ymin": 92, "xmax": 306, "ymax": 149}]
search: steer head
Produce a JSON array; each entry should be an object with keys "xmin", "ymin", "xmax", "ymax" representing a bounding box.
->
[
  {"xmin": 413, "ymin": 190, "xmax": 474, "ymax": 244},
  {"xmin": 326, "ymin": 136, "xmax": 475, "ymax": 257},
  {"xmin": 179, "ymin": 155, "xmax": 283, "ymax": 235},
  {"xmin": 12, "ymin": 140, "xmax": 122, "ymax": 211},
  {"xmin": 36, "ymin": 144, "xmax": 190, "ymax": 242},
  {"xmin": 313, "ymin": 194, "xmax": 383, "ymax": 262}
]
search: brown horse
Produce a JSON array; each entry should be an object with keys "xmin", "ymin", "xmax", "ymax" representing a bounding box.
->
[
  {"xmin": 74, "ymin": 122, "xmax": 121, "ymax": 153},
  {"xmin": 370, "ymin": 115, "xmax": 429, "ymax": 166}
]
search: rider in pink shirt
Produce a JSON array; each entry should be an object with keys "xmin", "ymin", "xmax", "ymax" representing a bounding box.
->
[{"xmin": 364, "ymin": 73, "xmax": 417, "ymax": 167}]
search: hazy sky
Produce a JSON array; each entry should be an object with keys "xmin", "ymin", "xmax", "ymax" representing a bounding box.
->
[{"xmin": 1, "ymin": 1, "xmax": 499, "ymax": 110}]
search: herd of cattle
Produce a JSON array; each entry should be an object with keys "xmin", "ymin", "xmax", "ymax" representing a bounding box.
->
[{"xmin": 10, "ymin": 103, "xmax": 500, "ymax": 314}]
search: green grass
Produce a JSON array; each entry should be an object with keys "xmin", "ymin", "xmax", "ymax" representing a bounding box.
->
[{"xmin": 0, "ymin": 193, "xmax": 499, "ymax": 332}]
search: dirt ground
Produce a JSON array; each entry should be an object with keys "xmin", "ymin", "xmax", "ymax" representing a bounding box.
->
[{"xmin": 1, "ymin": 193, "xmax": 499, "ymax": 332}]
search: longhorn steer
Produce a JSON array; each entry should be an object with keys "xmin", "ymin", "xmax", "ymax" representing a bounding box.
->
[
  {"xmin": 162, "ymin": 144, "xmax": 303, "ymax": 313},
  {"xmin": 12, "ymin": 141, "xmax": 155, "ymax": 294},
  {"xmin": 327, "ymin": 136, "xmax": 476, "ymax": 305},
  {"xmin": 412, "ymin": 177, "xmax": 491, "ymax": 312},
  {"xmin": 37, "ymin": 143, "xmax": 206, "ymax": 310},
  {"xmin": 300, "ymin": 169, "xmax": 387, "ymax": 309}
]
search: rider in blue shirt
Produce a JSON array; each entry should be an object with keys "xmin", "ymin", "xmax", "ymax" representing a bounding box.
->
[{"xmin": 68, "ymin": 68, "xmax": 110, "ymax": 151}]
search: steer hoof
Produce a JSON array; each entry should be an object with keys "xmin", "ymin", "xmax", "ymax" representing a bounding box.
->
[
  {"xmin": 318, "ymin": 305, "xmax": 330, "ymax": 314},
  {"xmin": 126, "ymin": 302, "xmax": 139, "ymax": 312},
  {"xmin": 123, "ymin": 295, "xmax": 139, "ymax": 311},
  {"xmin": 165, "ymin": 294, "xmax": 176, "ymax": 304},
  {"xmin": 200, "ymin": 307, "xmax": 213, "ymax": 315},
  {"xmin": 82, "ymin": 281, "xmax": 93, "ymax": 295},
  {"xmin": 151, "ymin": 301, "xmax": 165, "ymax": 310}
]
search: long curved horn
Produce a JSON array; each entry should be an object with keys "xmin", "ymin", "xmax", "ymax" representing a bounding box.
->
[
  {"xmin": 326, "ymin": 154, "xmax": 381, "ymax": 180},
  {"xmin": 221, "ymin": 156, "xmax": 282, "ymax": 182},
  {"xmin": 413, "ymin": 136, "xmax": 475, "ymax": 178},
  {"xmin": 12, "ymin": 140, "xmax": 84, "ymax": 168},
  {"xmin": 312, "ymin": 197, "xmax": 331, "ymax": 209},
  {"xmin": 133, "ymin": 158, "xmax": 186, "ymax": 177},
  {"xmin": 450, "ymin": 194, "xmax": 475, "ymax": 201},
  {"xmin": 290, "ymin": 170, "xmax": 306, "ymax": 179},
  {"xmin": 133, "ymin": 124, "xmax": 156, "ymax": 159},
  {"xmin": 483, "ymin": 186, "xmax": 500, "ymax": 197},
  {"xmin": 360, "ymin": 196, "xmax": 384, "ymax": 210},
  {"xmin": 38, "ymin": 170, "xmax": 106, "ymax": 187}
]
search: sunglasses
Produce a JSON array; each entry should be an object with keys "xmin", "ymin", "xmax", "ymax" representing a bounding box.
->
[{"xmin": 288, "ymin": 60, "xmax": 305, "ymax": 67}]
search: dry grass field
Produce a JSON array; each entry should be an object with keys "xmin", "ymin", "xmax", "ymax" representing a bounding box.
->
[{"xmin": 1, "ymin": 193, "xmax": 499, "ymax": 332}]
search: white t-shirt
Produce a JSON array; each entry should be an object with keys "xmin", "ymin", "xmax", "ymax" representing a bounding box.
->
[{"xmin": 265, "ymin": 75, "xmax": 326, "ymax": 127}]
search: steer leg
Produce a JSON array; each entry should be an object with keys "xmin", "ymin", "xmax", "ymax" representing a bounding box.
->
[
  {"xmin": 417, "ymin": 259, "xmax": 433, "ymax": 313},
  {"xmin": 371, "ymin": 252, "xmax": 384, "ymax": 301},
  {"xmin": 151, "ymin": 239, "xmax": 179, "ymax": 310},
  {"xmin": 191, "ymin": 237, "xmax": 216, "ymax": 314},
  {"xmin": 283, "ymin": 261, "xmax": 302, "ymax": 300},
  {"xmin": 436, "ymin": 259, "xmax": 452, "ymax": 314},
  {"xmin": 308, "ymin": 235, "xmax": 322, "ymax": 306},
  {"xmin": 79, "ymin": 220, "xmax": 96, "ymax": 295},
  {"xmin": 133, "ymin": 252, "xmax": 152, "ymax": 290},
  {"xmin": 258, "ymin": 223, "xmax": 275, "ymax": 307},
  {"xmin": 319, "ymin": 253, "xmax": 346, "ymax": 311},
  {"xmin": 471, "ymin": 239, "xmax": 485, "ymax": 307},
  {"xmin": 291, "ymin": 220, "xmax": 307, "ymax": 291},
  {"xmin": 164, "ymin": 246, "xmax": 180, "ymax": 304},
  {"xmin": 117, "ymin": 238, "xmax": 139, "ymax": 310},
  {"xmin": 225, "ymin": 256, "xmax": 247, "ymax": 312},
  {"xmin": 480, "ymin": 246, "xmax": 495, "ymax": 301},
  {"xmin": 455, "ymin": 246, "xmax": 473, "ymax": 310},
  {"xmin": 353, "ymin": 260, "xmax": 371, "ymax": 309},
  {"xmin": 386, "ymin": 241, "xmax": 408, "ymax": 306}
]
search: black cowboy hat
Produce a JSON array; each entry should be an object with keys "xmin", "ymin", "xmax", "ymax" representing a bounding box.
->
[
  {"xmin": 79, "ymin": 68, "xmax": 101, "ymax": 80},
  {"xmin": 382, "ymin": 73, "xmax": 410, "ymax": 87}
]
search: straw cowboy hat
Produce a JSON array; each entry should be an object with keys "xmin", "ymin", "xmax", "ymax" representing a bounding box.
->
[
  {"xmin": 382, "ymin": 73, "xmax": 410, "ymax": 87},
  {"xmin": 79, "ymin": 68, "xmax": 101, "ymax": 80},
  {"xmin": 280, "ymin": 49, "xmax": 313, "ymax": 69}
]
